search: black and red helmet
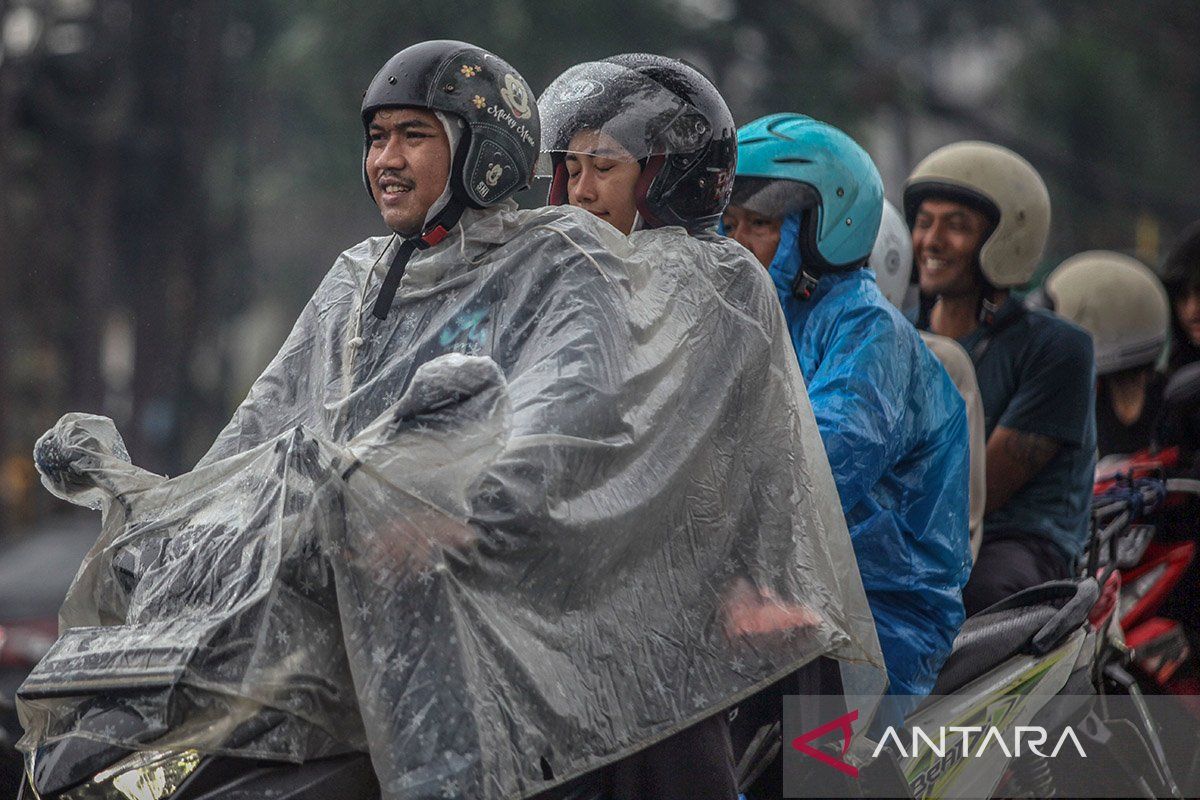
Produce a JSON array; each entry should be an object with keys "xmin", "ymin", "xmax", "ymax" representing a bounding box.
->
[
  {"xmin": 536, "ymin": 54, "xmax": 736, "ymax": 233},
  {"xmin": 361, "ymin": 40, "xmax": 540, "ymax": 319}
]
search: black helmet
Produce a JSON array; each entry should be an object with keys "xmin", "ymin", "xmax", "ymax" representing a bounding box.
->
[
  {"xmin": 1159, "ymin": 219, "xmax": 1200, "ymax": 373},
  {"xmin": 1161, "ymin": 219, "xmax": 1200, "ymax": 292},
  {"xmin": 361, "ymin": 40, "xmax": 538, "ymax": 319},
  {"xmin": 361, "ymin": 40, "xmax": 538, "ymax": 211},
  {"xmin": 537, "ymin": 53, "xmax": 736, "ymax": 233}
]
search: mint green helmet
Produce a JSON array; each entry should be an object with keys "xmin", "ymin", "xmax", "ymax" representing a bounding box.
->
[{"xmin": 732, "ymin": 113, "xmax": 884, "ymax": 271}]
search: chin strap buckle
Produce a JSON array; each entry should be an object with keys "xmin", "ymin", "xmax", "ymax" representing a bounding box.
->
[
  {"xmin": 419, "ymin": 224, "xmax": 451, "ymax": 249},
  {"xmin": 792, "ymin": 270, "xmax": 820, "ymax": 302},
  {"xmin": 978, "ymin": 296, "xmax": 1002, "ymax": 326}
]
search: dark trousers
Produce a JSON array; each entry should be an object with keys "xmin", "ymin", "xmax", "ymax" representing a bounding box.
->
[
  {"xmin": 963, "ymin": 531, "xmax": 1074, "ymax": 616},
  {"xmin": 531, "ymin": 712, "xmax": 738, "ymax": 800},
  {"xmin": 733, "ymin": 658, "xmax": 851, "ymax": 800}
]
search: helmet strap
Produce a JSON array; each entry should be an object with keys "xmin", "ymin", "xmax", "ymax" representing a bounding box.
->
[
  {"xmin": 371, "ymin": 196, "xmax": 465, "ymax": 320},
  {"xmin": 978, "ymin": 295, "xmax": 1003, "ymax": 326},
  {"xmin": 973, "ymin": 265, "xmax": 1004, "ymax": 324}
]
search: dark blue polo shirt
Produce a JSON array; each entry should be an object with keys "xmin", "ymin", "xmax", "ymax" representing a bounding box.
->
[{"xmin": 954, "ymin": 299, "xmax": 1096, "ymax": 563}]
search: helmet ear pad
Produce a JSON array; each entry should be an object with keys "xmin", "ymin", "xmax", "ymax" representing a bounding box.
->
[
  {"xmin": 790, "ymin": 183, "xmax": 870, "ymax": 273},
  {"xmin": 455, "ymin": 124, "xmax": 528, "ymax": 209},
  {"xmin": 638, "ymin": 139, "xmax": 735, "ymax": 233},
  {"xmin": 652, "ymin": 138, "xmax": 734, "ymax": 231},
  {"xmin": 449, "ymin": 124, "xmax": 475, "ymax": 207},
  {"xmin": 634, "ymin": 155, "xmax": 667, "ymax": 228},
  {"xmin": 548, "ymin": 154, "xmax": 570, "ymax": 206}
]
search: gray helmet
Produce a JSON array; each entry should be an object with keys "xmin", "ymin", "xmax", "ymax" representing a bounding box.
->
[
  {"xmin": 868, "ymin": 200, "xmax": 914, "ymax": 309},
  {"xmin": 904, "ymin": 141, "xmax": 1050, "ymax": 289},
  {"xmin": 1045, "ymin": 250, "xmax": 1168, "ymax": 375},
  {"xmin": 361, "ymin": 40, "xmax": 538, "ymax": 210}
]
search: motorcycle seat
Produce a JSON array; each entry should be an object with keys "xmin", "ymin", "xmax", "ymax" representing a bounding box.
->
[{"xmin": 929, "ymin": 579, "xmax": 1096, "ymax": 697}]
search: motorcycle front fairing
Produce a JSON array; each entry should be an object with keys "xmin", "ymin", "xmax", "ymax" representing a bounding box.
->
[{"xmin": 21, "ymin": 204, "xmax": 884, "ymax": 799}]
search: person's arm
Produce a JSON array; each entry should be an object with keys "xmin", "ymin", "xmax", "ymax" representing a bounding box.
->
[
  {"xmin": 985, "ymin": 319, "xmax": 1095, "ymax": 514},
  {"xmin": 984, "ymin": 426, "xmax": 1060, "ymax": 514},
  {"xmin": 803, "ymin": 303, "xmax": 918, "ymax": 512}
]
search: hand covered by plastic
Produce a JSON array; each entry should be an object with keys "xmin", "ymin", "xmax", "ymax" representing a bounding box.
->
[
  {"xmin": 722, "ymin": 575, "xmax": 824, "ymax": 640},
  {"xmin": 33, "ymin": 413, "xmax": 165, "ymax": 509}
]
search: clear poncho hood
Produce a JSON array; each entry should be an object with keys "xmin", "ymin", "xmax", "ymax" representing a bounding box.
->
[{"xmin": 20, "ymin": 204, "xmax": 883, "ymax": 799}]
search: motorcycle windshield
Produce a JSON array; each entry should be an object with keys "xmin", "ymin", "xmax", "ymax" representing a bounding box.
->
[{"xmin": 20, "ymin": 206, "xmax": 884, "ymax": 799}]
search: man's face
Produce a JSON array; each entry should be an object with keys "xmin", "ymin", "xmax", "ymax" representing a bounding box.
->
[
  {"xmin": 911, "ymin": 198, "xmax": 990, "ymax": 298},
  {"xmin": 366, "ymin": 108, "xmax": 451, "ymax": 236},
  {"xmin": 721, "ymin": 205, "xmax": 782, "ymax": 269},
  {"xmin": 564, "ymin": 129, "xmax": 642, "ymax": 235}
]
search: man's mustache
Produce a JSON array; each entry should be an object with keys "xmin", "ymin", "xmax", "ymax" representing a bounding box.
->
[{"xmin": 377, "ymin": 169, "xmax": 416, "ymax": 190}]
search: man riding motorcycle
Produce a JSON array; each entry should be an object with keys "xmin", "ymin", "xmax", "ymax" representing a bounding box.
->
[
  {"xmin": 534, "ymin": 52, "xmax": 750, "ymax": 799},
  {"xmin": 21, "ymin": 41, "xmax": 883, "ymax": 800},
  {"xmin": 1040, "ymin": 250, "xmax": 1170, "ymax": 458},
  {"xmin": 722, "ymin": 114, "xmax": 971, "ymax": 717},
  {"xmin": 537, "ymin": 56, "xmax": 889, "ymax": 798},
  {"xmin": 906, "ymin": 142, "xmax": 1097, "ymax": 616}
]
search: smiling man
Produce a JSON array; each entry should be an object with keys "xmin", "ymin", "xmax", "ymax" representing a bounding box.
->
[
  {"xmin": 905, "ymin": 141, "xmax": 1096, "ymax": 615},
  {"xmin": 365, "ymin": 108, "xmax": 453, "ymax": 237}
]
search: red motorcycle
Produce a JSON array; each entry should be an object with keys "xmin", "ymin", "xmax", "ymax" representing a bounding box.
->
[{"xmin": 1094, "ymin": 447, "xmax": 1200, "ymax": 697}]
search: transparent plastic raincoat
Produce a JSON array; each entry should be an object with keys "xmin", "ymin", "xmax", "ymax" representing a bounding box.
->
[
  {"xmin": 765, "ymin": 213, "xmax": 971, "ymax": 699},
  {"xmin": 21, "ymin": 204, "xmax": 884, "ymax": 799}
]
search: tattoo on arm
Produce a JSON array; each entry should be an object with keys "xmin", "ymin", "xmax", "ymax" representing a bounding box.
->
[
  {"xmin": 985, "ymin": 427, "xmax": 1063, "ymax": 515},
  {"xmin": 1000, "ymin": 430, "xmax": 1059, "ymax": 468}
]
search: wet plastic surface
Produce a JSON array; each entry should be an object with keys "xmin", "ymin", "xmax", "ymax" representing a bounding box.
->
[
  {"xmin": 22, "ymin": 204, "xmax": 883, "ymax": 799},
  {"xmin": 759, "ymin": 212, "xmax": 971, "ymax": 699}
]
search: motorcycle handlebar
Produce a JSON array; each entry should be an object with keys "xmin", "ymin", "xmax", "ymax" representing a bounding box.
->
[{"xmin": 1164, "ymin": 477, "xmax": 1200, "ymax": 496}]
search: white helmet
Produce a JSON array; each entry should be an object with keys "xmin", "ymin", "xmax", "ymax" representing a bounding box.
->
[
  {"xmin": 1045, "ymin": 250, "xmax": 1168, "ymax": 375},
  {"xmin": 868, "ymin": 200, "xmax": 913, "ymax": 309},
  {"xmin": 904, "ymin": 141, "xmax": 1050, "ymax": 289}
]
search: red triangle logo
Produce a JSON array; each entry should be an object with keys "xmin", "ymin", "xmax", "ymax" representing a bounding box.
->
[{"xmin": 790, "ymin": 708, "xmax": 860, "ymax": 778}]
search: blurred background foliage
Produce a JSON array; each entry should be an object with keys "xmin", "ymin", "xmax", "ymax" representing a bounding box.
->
[{"xmin": 1, "ymin": 0, "xmax": 1198, "ymax": 533}]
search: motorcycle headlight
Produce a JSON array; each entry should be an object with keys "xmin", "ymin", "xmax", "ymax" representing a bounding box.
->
[{"xmin": 54, "ymin": 749, "xmax": 202, "ymax": 800}]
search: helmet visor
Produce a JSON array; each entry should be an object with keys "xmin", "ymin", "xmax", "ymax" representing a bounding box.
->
[{"xmin": 535, "ymin": 61, "xmax": 714, "ymax": 177}]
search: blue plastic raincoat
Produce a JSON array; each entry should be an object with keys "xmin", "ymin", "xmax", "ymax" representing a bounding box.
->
[{"xmin": 766, "ymin": 214, "xmax": 971, "ymax": 698}]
